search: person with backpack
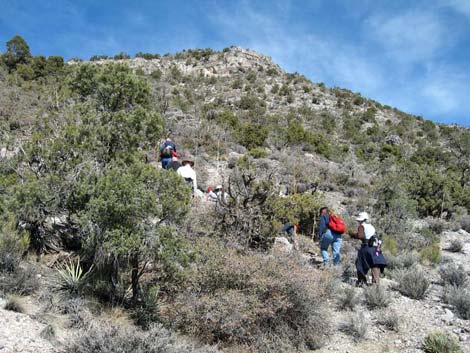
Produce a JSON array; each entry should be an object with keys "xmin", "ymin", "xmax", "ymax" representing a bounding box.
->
[
  {"xmin": 318, "ymin": 207, "xmax": 345, "ymax": 267},
  {"xmin": 159, "ymin": 138, "xmax": 178, "ymax": 169},
  {"xmin": 177, "ymin": 158, "xmax": 197, "ymax": 194},
  {"xmin": 348, "ymin": 212, "xmax": 387, "ymax": 285}
]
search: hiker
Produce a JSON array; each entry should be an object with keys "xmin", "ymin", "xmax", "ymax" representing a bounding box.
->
[
  {"xmin": 207, "ymin": 187, "xmax": 218, "ymax": 202},
  {"xmin": 318, "ymin": 207, "xmax": 343, "ymax": 266},
  {"xmin": 167, "ymin": 156, "xmax": 182, "ymax": 171},
  {"xmin": 214, "ymin": 185, "xmax": 228, "ymax": 205},
  {"xmin": 177, "ymin": 158, "xmax": 197, "ymax": 194},
  {"xmin": 348, "ymin": 212, "xmax": 387, "ymax": 285},
  {"xmin": 280, "ymin": 222, "xmax": 300, "ymax": 251},
  {"xmin": 160, "ymin": 138, "xmax": 178, "ymax": 169}
]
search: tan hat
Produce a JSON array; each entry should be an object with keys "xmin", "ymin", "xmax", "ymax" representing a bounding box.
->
[{"xmin": 182, "ymin": 159, "xmax": 194, "ymax": 167}]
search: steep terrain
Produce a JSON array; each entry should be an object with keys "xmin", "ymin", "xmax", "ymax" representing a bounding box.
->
[{"xmin": 1, "ymin": 42, "xmax": 470, "ymax": 353}]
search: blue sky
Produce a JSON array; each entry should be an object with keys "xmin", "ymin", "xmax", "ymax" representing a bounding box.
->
[{"xmin": 1, "ymin": 0, "xmax": 469, "ymax": 126}]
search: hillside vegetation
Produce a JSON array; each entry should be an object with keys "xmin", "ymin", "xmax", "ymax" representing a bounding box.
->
[{"xmin": 1, "ymin": 35, "xmax": 469, "ymax": 353}]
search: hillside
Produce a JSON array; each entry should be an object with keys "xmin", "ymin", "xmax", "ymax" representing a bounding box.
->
[{"xmin": 1, "ymin": 37, "xmax": 470, "ymax": 353}]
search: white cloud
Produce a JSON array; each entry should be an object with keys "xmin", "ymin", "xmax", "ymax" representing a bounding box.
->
[
  {"xmin": 365, "ymin": 10, "xmax": 452, "ymax": 63},
  {"xmin": 445, "ymin": 0, "xmax": 470, "ymax": 17},
  {"xmin": 209, "ymin": 2, "xmax": 383, "ymax": 93}
]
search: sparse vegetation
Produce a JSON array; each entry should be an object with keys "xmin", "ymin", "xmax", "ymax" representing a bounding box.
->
[
  {"xmin": 444, "ymin": 285, "xmax": 470, "ymax": 320},
  {"xmin": 364, "ymin": 284, "xmax": 391, "ymax": 309},
  {"xmin": 396, "ymin": 268, "xmax": 430, "ymax": 300},
  {"xmin": 4, "ymin": 295, "xmax": 25, "ymax": 313},
  {"xmin": 1, "ymin": 35, "xmax": 470, "ymax": 353},
  {"xmin": 336, "ymin": 286, "xmax": 361, "ymax": 310},
  {"xmin": 378, "ymin": 309, "xmax": 400, "ymax": 332},
  {"xmin": 423, "ymin": 331, "xmax": 461, "ymax": 353},
  {"xmin": 340, "ymin": 311, "xmax": 367, "ymax": 341}
]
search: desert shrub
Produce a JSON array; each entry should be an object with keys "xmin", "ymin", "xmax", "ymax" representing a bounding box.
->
[
  {"xmin": 4, "ymin": 295, "xmax": 25, "ymax": 313},
  {"xmin": 423, "ymin": 331, "xmax": 461, "ymax": 353},
  {"xmin": 336, "ymin": 286, "xmax": 361, "ymax": 310},
  {"xmin": 364, "ymin": 284, "xmax": 391, "ymax": 309},
  {"xmin": 61, "ymin": 297, "xmax": 94, "ymax": 329},
  {"xmin": 439, "ymin": 264, "xmax": 467, "ymax": 287},
  {"xmin": 426, "ymin": 217, "xmax": 446, "ymax": 234},
  {"xmin": 40, "ymin": 324, "xmax": 56, "ymax": 341},
  {"xmin": 458, "ymin": 215, "xmax": 470, "ymax": 232},
  {"xmin": 168, "ymin": 239, "xmax": 331, "ymax": 351},
  {"xmin": 247, "ymin": 147, "xmax": 268, "ymax": 159},
  {"xmin": 386, "ymin": 252, "xmax": 419, "ymax": 271},
  {"xmin": 0, "ymin": 218, "xmax": 29, "ymax": 273},
  {"xmin": 378, "ymin": 309, "xmax": 400, "ymax": 332},
  {"xmin": 64, "ymin": 321, "xmax": 219, "ymax": 353},
  {"xmin": 395, "ymin": 268, "xmax": 430, "ymax": 300},
  {"xmin": 420, "ymin": 243, "xmax": 442, "ymax": 265},
  {"xmin": 447, "ymin": 239, "xmax": 464, "ymax": 253},
  {"xmin": 0, "ymin": 263, "xmax": 40, "ymax": 296},
  {"xmin": 444, "ymin": 285, "xmax": 470, "ymax": 320},
  {"xmin": 339, "ymin": 311, "xmax": 367, "ymax": 341},
  {"xmin": 236, "ymin": 123, "xmax": 268, "ymax": 150}
]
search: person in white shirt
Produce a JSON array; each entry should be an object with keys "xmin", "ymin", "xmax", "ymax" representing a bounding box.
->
[{"xmin": 177, "ymin": 159, "xmax": 197, "ymax": 194}]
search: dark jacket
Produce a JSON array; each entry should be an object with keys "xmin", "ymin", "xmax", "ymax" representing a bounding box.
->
[
  {"xmin": 319, "ymin": 213, "xmax": 330, "ymax": 236},
  {"xmin": 167, "ymin": 160, "xmax": 182, "ymax": 171}
]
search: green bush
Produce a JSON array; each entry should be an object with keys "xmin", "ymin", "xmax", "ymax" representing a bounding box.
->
[
  {"xmin": 236, "ymin": 123, "xmax": 268, "ymax": 150},
  {"xmin": 423, "ymin": 331, "xmax": 461, "ymax": 353},
  {"xmin": 247, "ymin": 147, "xmax": 268, "ymax": 159},
  {"xmin": 420, "ymin": 243, "xmax": 442, "ymax": 265}
]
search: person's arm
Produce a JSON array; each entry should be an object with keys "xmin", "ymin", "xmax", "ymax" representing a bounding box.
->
[
  {"xmin": 319, "ymin": 214, "xmax": 329, "ymax": 236},
  {"xmin": 348, "ymin": 225, "xmax": 365, "ymax": 239},
  {"xmin": 192, "ymin": 170, "xmax": 197, "ymax": 193}
]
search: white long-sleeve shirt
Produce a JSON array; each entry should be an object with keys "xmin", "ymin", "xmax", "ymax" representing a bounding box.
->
[{"xmin": 177, "ymin": 165, "xmax": 197, "ymax": 193}]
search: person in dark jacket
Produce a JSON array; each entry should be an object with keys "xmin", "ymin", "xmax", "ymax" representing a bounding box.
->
[
  {"xmin": 167, "ymin": 156, "xmax": 182, "ymax": 171},
  {"xmin": 348, "ymin": 212, "xmax": 387, "ymax": 286},
  {"xmin": 280, "ymin": 222, "xmax": 299, "ymax": 251},
  {"xmin": 160, "ymin": 138, "xmax": 178, "ymax": 169},
  {"xmin": 318, "ymin": 207, "xmax": 343, "ymax": 266}
]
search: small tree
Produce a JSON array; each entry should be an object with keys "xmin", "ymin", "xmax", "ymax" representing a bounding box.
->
[
  {"xmin": 2, "ymin": 35, "xmax": 31, "ymax": 71},
  {"xmin": 81, "ymin": 164, "xmax": 192, "ymax": 303}
]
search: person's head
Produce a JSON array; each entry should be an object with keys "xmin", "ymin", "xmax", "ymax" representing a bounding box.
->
[
  {"xmin": 355, "ymin": 212, "xmax": 369, "ymax": 223},
  {"xmin": 182, "ymin": 159, "xmax": 194, "ymax": 167},
  {"xmin": 207, "ymin": 186, "xmax": 213, "ymax": 192},
  {"xmin": 319, "ymin": 207, "xmax": 329, "ymax": 215},
  {"xmin": 215, "ymin": 185, "xmax": 222, "ymax": 192}
]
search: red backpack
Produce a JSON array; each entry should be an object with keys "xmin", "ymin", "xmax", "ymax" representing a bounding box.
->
[{"xmin": 328, "ymin": 214, "xmax": 346, "ymax": 234}]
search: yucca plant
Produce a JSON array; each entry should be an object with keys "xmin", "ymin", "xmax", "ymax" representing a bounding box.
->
[{"xmin": 53, "ymin": 258, "xmax": 93, "ymax": 296}]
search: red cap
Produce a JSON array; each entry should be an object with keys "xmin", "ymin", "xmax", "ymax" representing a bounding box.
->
[{"xmin": 207, "ymin": 187, "xmax": 213, "ymax": 192}]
